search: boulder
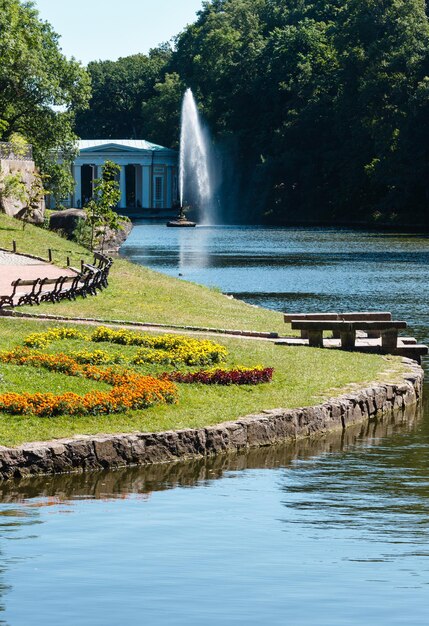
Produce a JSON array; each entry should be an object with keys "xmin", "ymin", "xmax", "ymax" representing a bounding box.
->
[
  {"xmin": 0, "ymin": 158, "xmax": 45, "ymax": 223},
  {"xmin": 95, "ymin": 219, "xmax": 132, "ymax": 252},
  {"xmin": 49, "ymin": 208, "xmax": 87, "ymax": 237}
]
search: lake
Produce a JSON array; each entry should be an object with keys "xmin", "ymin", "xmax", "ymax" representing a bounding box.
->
[{"xmin": 1, "ymin": 225, "xmax": 429, "ymax": 625}]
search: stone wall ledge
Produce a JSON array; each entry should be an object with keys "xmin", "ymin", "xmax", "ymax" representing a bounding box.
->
[{"xmin": 0, "ymin": 358, "xmax": 424, "ymax": 480}]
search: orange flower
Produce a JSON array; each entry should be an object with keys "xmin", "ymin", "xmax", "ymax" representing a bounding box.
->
[{"xmin": 0, "ymin": 351, "xmax": 178, "ymax": 417}]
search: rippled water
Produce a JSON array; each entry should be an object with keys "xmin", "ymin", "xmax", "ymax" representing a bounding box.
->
[
  {"xmin": 1, "ymin": 226, "xmax": 429, "ymax": 625},
  {"xmin": 121, "ymin": 225, "xmax": 429, "ymax": 344}
]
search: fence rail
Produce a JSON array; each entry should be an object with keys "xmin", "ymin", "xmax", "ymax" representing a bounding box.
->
[{"xmin": 0, "ymin": 142, "xmax": 33, "ymax": 161}]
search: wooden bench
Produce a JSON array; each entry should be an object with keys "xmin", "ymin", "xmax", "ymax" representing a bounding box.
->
[
  {"xmin": 0, "ymin": 271, "xmax": 98, "ymax": 309},
  {"xmin": 93, "ymin": 253, "xmax": 113, "ymax": 288},
  {"xmin": 5, "ymin": 278, "xmax": 42, "ymax": 307},
  {"xmin": 290, "ymin": 319, "xmax": 407, "ymax": 350},
  {"xmin": 284, "ymin": 312, "xmax": 392, "ymax": 339},
  {"xmin": 38, "ymin": 275, "xmax": 86, "ymax": 303},
  {"xmin": 68, "ymin": 253, "xmax": 113, "ymax": 291},
  {"xmin": 0, "ymin": 252, "xmax": 114, "ymax": 310},
  {"xmin": 284, "ymin": 312, "xmax": 392, "ymax": 322},
  {"xmin": 93, "ymin": 251, "xmax": 111, "ymax": 269},
  {"xmin": 80, "ymin": 263, "xmax": 105, "ymax": 295}
]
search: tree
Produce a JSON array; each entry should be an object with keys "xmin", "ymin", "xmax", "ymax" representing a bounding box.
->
[
  {"xmin": 0, "ymin": 0, "xmax": 91, "ymax": 201},
  {"xmin": 328, "ymin": 0, "xmax": 429, "ymax": 221},
  {"xmin": 85, "ymin": 161, "xmax": 122, "ymax": 251},
  {"xmin": 75, "ymin": 46, "xmax": 173, "ymax": 141},
  {"xmin": 73, "ymin": 0, "xmax": 429, "ymax": 226},
  {"xmin": 141, "ymin": 73, "xmax": 184, "ymax": 148}
]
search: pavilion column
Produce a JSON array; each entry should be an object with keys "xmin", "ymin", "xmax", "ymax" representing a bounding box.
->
[
  {"xmin": 73, "ymin": 165, "xmax": 82, "ymax": 208},
  {"xmin": 119, "ymin": 165, "xmax": 127, "ymax": 208},
  {"xmin": 166, "ymin": 167, "xmax": 172, "ymax": 208},
  {"xmin": 96, "ymin": 165, "xmax": 103, "ymax": 181},
  {"xmin": 135, "ymin": 165, "xmax": 142, "ymax": 208},
  {"xmin": 142, "ymin": 166, "xmax": 150, "ymax": 208}
]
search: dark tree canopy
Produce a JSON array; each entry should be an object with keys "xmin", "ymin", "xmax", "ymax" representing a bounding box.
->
[
  {"xmin": 76, "ymin": 0, "xmax": 429, "ymax": 226},
  {"xmin": 75, "ymin": 46, "xmax": 174, "ymax": 141}
]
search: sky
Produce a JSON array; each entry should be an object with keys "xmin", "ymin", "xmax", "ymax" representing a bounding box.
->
[{"xmin": 33, "ymin": 0, "xmax": 205, "ymax": 65}]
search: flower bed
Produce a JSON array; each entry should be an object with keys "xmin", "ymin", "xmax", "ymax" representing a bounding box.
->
[
  {"xmin": 0, "ymin": 327, "xmax": 274, "ymax": 417},
  {"xmin": 163, "ymin": 366, "xmax": 274, "ymax": 385},
  {"xmin": 92, "ymin": 327, "xmax": 228, "ymax": 366},
  {"xmin": 24, "ymin": 326, "xmax": 228, "ymax": 366},
  {"xmin": 0, "ymin": 348, "xmax": 177, "ymax": 417},
  {"xmin": 24, "ymin": 327, "xmax": 86, "ymax": 348}
]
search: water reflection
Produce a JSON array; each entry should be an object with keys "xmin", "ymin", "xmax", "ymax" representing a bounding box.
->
[
  {"xmin": 178, "ymin": 227, "xmax": 210, "ymax": 273},
  {"xmin": 0, "ymin": 404, "xmax": 422, "ymax": 504},
  {"xmin": 0, "ymin": 401, "xmax": 426, "ymax": 624},
  {"xmin": 0, "ymin": 401, "xmax": 427, "ymax": 625}
]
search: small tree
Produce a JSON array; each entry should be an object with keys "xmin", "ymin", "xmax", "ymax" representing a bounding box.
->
[
  {"xmin": 85, "ymin": 160, "xmax": 121, "ymax": 251},
  {"xmin": 0, "ymin": 169, "xmax": 47, "ymax": 229},
  {"xmin": 17, "ymin": 172, "xmax": 47, "ymax": 229}
]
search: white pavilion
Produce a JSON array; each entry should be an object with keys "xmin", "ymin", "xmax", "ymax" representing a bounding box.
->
[{"xmin": 59, "ymin": 139, "xmax": 178, "ymax": 215}]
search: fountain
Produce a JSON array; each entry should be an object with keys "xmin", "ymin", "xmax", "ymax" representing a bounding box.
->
[{"xmin": 167, "ymin": 88, "xmax": 216, "ymax": 227}]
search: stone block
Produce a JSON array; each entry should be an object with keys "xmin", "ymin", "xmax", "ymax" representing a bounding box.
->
[
  {"xmin": 246, "ymin": 418, "xmax": 276, "ymax": 447},
  {"xmin": 223, "ymin": 422, "xmax": 247, "ymax": 449},
  {"xmin": 205, "ymin": 426, "xmax": 231, "ymax": 453},
  {"xmin": 93, "ymin": 438, "xmax": 122, "ymax": 466}
]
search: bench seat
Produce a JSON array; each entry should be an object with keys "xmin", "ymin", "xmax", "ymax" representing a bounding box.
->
[
  {"xmin": 290, "ymin": 319, "xmax": 407, "ymax": 350},
  {"xmin": 284, "ymin": 311, "xmax": 393, "ymax": 339}
]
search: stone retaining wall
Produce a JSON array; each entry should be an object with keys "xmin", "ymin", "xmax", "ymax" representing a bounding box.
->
[{"xmin": 0, "ymin": 358, "xmax": 423, "ymax": 480}]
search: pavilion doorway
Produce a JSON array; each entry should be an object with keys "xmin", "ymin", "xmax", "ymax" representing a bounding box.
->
[
  {"xmin": 81, "ymin": 164, "xmax": 94, "ymax": 207},
  {"xmin": 125, "ymin": 164, "xmax": 136, "ymax": 208}
]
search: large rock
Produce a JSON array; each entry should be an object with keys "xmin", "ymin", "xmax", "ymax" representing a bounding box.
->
[
  {"xmin": 0, "ymin": 158, "xmax": 45, "ymax": 224},
  {"xmin": 49, "ymin": 208, "xmax": 87, "ymax": 237},
  {"xmin": 95, "ymin": 219, "xmax": 132, "ymax": 253}
]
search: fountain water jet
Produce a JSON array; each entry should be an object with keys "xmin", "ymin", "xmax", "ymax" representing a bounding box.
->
[{"xmin": 178, "ymin": 88, "xmax": 217, "ymax": 225}]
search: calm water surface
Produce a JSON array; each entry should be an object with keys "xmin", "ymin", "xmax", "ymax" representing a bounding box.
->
[
  {"xmin": 1, "ymin": 226, "xmax": 429, "ymax": 625},
  {"xmin": 122, "ymin": 225, "xmax": 429, "ymax": 343}
]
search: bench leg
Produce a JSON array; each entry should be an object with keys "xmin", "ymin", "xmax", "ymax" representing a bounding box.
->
[
  {"xmin": 308, "ymin": 330, "xmax": 324, "ymax": 348},
  {"xmin": 381, "ymin": 330, "xmax": 398, "ymax": 351},
  {"xmin": 340, "ymin": 330, "xmax": 356, "ymax": 350},
  {"xmin": 300, "ymin": 330, "xmax": 308, "ymax": 339}
]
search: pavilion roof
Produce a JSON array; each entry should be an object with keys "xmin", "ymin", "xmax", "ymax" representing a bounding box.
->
[{"xmin": 78, "ymin": 139, "xmax": 175, "ymax": 153}]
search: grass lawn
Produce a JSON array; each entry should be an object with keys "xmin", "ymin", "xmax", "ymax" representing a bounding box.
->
[
  {"xmin": 0, "ymin": 317, "xmax": 405, "ymax": 447},
  {"xmin": 0, "ymin": 213, "xmax": 288, "ymax": 334}
]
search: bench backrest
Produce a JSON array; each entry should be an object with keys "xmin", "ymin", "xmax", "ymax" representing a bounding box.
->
[
  {"xmin": 284, "ymin": 311, "xmax": 392, "ymax": 323},
  {"xmin": 291, "ymin": 320, "xmax": 407, "ymax": 331},
  {"xmin": 11, "ymin": 278, "xmax": 40, "ymax": 287},
  {"xmin": 284, "ymin": 313, "xmax": 338, "ymax": 322},
  {"xmin": 338, "ymin": 312, "xmax": 392, "ymax": 321}
]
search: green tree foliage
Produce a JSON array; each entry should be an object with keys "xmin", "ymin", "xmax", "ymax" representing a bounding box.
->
[
  {"xmin": 328, "ymin": 0, "xmax": 429, "ymax": 222},
  {"xmin": 75, "ymin": 0, "xmax": 429, "ymax": 226},
  {"xmin": 0, "ymin": 0, "xmax": 91, "ymax": 201},
  {"xmin": 75, "ymin": 46, "xmax": 174, "ymax": 141},
  {"xmin": 141, "ymin": 73, "xmax": 184, "ymax": 149},
  {"xmin": 85, "ymin": 160, "xmax": 121, "ymax": 251}
]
